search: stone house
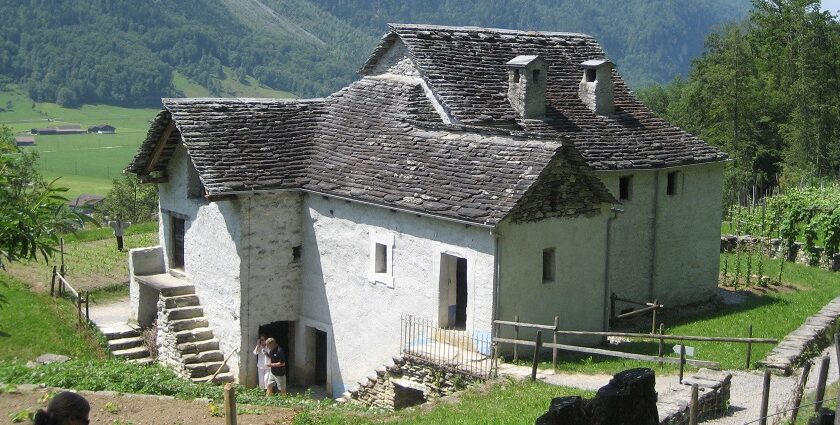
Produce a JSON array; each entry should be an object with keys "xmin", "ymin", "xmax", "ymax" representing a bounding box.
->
[{"xmin": 124, "ymin": 24, "xmax": 727, "ymax": 396}]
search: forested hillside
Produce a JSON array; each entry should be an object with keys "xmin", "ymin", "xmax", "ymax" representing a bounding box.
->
[
  {"xmin": 0, "ymin": 0, "xmax": 747, "ymax": 107},
  {"xmin": 636, "ymin": 0, "xmax": 840, "ymax": 200}
]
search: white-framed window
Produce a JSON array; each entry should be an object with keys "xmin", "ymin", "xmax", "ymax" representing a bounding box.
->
[{"xmin": 369, "ymin": 232, "xmax": 394, "ymax": 288}]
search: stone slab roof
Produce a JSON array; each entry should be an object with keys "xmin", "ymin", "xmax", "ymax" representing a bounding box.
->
[
  {"xmin": 128, "ymin": 77, "xmax": 614, "ymax": 226},
  {"xmin": 362, "ymin": 24, "xmax": 727, "ymax": 170}
]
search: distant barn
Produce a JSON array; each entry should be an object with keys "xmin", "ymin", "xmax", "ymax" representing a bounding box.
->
[
  {"xmin": 31, "ymin": 124, "xmax": 86, "ymax": 135},
  {"xmin": 88, "ymin": 124, "xmax": 116, "ymax": 134},
  {"xmin": 14, "ymin": 136, "xmax": 35, "ymax": 146},
  {"xmin": 69, "ymin": 194, "xmax": 105, "ymax": 215}
]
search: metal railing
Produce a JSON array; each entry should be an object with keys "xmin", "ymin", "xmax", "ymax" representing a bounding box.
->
[{"xmin": 400, "ymin": 314, "xmax": 496, "ymax": 379}]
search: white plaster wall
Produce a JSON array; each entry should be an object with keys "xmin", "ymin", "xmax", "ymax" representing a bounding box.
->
[
  {"xmin": 298, "ymin": 194, "xmax": 495, "ymax": 396},
  {"xmin": 597, "ymin": 162, "xmax": 725, "ymax": 309},
  {"xmin": 157, "ymin": 145, "xmax": 244, "ymax": 378},
  {"xmin": 237, "ymin": 192, "xmax": 303, "ymax": 385},
  {"xmin": 497, "ymin": 208, "xmax": 610, "ymax": 345}
]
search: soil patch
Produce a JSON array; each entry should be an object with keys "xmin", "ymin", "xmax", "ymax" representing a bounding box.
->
[{"xmin": 0, "ymin": 387, "xmax": 296, "ymax": 425}]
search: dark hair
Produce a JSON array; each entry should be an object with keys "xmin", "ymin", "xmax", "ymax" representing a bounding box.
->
[{"xmin": 33, "ymin": 391, "xmax": 90, "ymax": 425}]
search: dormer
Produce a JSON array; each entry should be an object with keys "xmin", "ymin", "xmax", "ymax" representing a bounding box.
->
[
  {"xmin": 578, "ymin": 59, "xmax": 615, "ymax": 116},
  {"xmin": 506, "ymin": 55, "xmax": 547, "ymax": 119}
]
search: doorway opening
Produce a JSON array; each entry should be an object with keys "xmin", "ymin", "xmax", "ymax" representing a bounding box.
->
[
  {"xmin": 259, "ymin": 321, "xmax": 292, "ymax": 381},
  {"xmin": 314, "ymin": 329, "xmax": 327, "ymax": 386},
  {"xmin": 170, "ymin": 216, "xmax": 185, "ymax": 270},
  {"xmin": 438, "ymin": 254, "xmax": 468, "ymax": 329}
]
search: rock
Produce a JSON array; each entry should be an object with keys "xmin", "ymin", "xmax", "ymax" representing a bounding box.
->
[
  {"xmin": 392, "ymin": 378, "xmax": 426, "ymax": 410},
  {"xmin": 589, "ymin": 368, "xmax": 658, "ymax": 425},
  {"xmin": 35, "ymin": 354, "xmax": 70, "ymax": 364},
  {"xmin": 535, "ymin": 396, "xmax": 586, "ymax": 425}
]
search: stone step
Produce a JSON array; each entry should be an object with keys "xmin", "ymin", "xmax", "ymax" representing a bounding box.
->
[
  {"xmin": 112, "ymin": 346, "xmax": 150, "ymax": 360},
  {"xmin": 177, "ymin": 338, "xmax": 220, "ymax": 355},
  {"xmin": 101, "ymin": 326, "xmax": 140, "ymax": 340},
  {"xmin": 168, "ymin": 317, "xmax": 210, "ymax": 332},
  {"xmin": 165, "ymin": 306, "xmax": 204, "ymax": 320},
  {"xmin": 185, "ymin": 361, "xmax": 229, "ymax": 378},
  {"xmin": 191, "ymin": 372, "xmax": 235, "ymax": 384},
  {"xmin": 107, "ymin": 336, "xmax": 145, "ymax": 351},
  {"xmin": 127, "ymin": 357, "xmax": 155, "ymax": 366},
  {"xmin": 174, "ymin": 327, "xmax": 214, "ymax": 344},
  {"xmin": 162, "ymin": 294, "xmax": 200, "ymax": 309},
  {"xmin": 182, "ymin": 350, "xmax": 224, "ymax": 364},
  {"xmin": 160, "ymin": 285, "xmax": 195, "ymax": 297}
]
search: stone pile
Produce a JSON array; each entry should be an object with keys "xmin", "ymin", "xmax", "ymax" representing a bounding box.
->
[
  {"xmin": 761, "ymin": 296, "xmax": 840, "ymax": 375},
  {"xmin": 720, "ymin": 234, "xmax": 840, "ymax": 271},
  {"xmin": 657, "ymin": 369, "xmax": 732, "ymax": 425}
]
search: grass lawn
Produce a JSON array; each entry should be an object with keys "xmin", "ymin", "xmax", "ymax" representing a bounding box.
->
[
  {"xmin": 0, "ymin": 273, "xmax": 108, "ymax": 361},
  {"xmin": 539, "ymin": 253, "xmax": 840, "ymax": 374},
  {"xmin": 293, "ymin": 379, "xmax": 590, "ymax": 425},
  {"xmin": 4, "ymin": 223, "xmax": 158, "ymax": 295}
]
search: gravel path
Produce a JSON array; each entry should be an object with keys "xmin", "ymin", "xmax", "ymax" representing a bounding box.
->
[{"xmin": 88, "ymin": 298, "xmax": 131, "ymax": 328}]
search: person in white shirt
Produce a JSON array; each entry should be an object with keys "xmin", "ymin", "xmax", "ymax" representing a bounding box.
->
[
  {"xmin": 106, "ymin": 217, "xmax": 132, "ymax": 251},
  {"xmin": 253, "ymin": 334, "xmax": 270, "ymax": 389}
]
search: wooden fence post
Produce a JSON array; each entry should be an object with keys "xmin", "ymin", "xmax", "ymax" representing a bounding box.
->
[
  {"xmin": 759, "ymin": 368, "xmax": 770, "ymax": 425},
  {"xmin": 689, "ymin": 383, "xmax": 699, "ymax": 425},
  {"xmin": 746, "ymin": 324, "xmax": 753, "ymax": 369},
  {"xmin": 552, "ymin": 315, "xmax": 559, "ymax": 370},
  {"xmin": 651, "ymin": 299, "xmax": 658, "ymax": 334},
  {"xmin": 658, "ymin": 323, "xmax": 664, "ymax": 366},
  {"xmin": 815, "ymin": 356, "xmax": 830, "ymax": 412},
  {"xmin": 77, "ymin": 296, "xmax": 82, "ymax": 323},
  {"xmin": 679, "ymin": 345, "xmax": 685, "ymax": 384},
  {"xmin": 50, "ymin": 266, "xmax": 57, "ymax": 296},
  {"xmin": 84, "ymin": 292, "xmax": 90, "ymax": 322},
  {"xmin": 223, "ymin": 383, "xmax": 237, "ymax": 425},
  {"xmin": 531, "ymin": 330, "xmax": 542, "ymax": 382},
  {"xmin": 790, "ymin": 360, "xmax": 812, "ymax": 424},
  {"xmin": 59, "ymin": 238, "xmax": 65, "ymax": 276},
  {"xmin": 513, "ymin": 315, "xmax": 519, "ymax": 363}
]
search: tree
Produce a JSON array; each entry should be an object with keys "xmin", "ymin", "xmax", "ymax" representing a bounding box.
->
[
  {"xmin": 98, "ymin": 173, "xmax": 158, "ymax": 224},
  {"xmin": 0, "ymin": 149, "xmax": 87, "ymax": 269}
]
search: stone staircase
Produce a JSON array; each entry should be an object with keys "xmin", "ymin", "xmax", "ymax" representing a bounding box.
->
[
  {"xmin": 101, "ymin": 325, "xmax": 154, "ymax": 366},
  {"xmin": 156, "ymin": 285, "xmax": 234, "ymax": 383}
]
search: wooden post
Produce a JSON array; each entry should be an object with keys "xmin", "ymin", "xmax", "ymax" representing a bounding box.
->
[
  {"xmin": 679, "ymin": 344, "xmax": 685, "ymax": 384},
  {"xmin": 531, "ymin": 330, "xmax": 542, "ymax": 382},
  {"xmin": 814, "ymin": 355, "xmax": 830, "ymax": 412},
  {"xmin": 84, "ymin": 292, "xmax": 89, "ymax": 322},
  {"xmin": 223, "ymin": 383, "xmax": 237, "ymax": 425},
  {"xmin": 834, "ymin": 332, "xmax": 840, "ymax": 379},
  {"xmin": 689, "ymin": 383, "xmax": 699, "ymax": 425},
  {"xmin": 50, "ymin": 266, "xmax": 57, "ymax": 296},
  {"xmin": 745, "ymin": 324, "xmax": 753, "ymax": 369},
  {"xmin": 658, "ymin": 323, "xmax": 664, "ymax": 366},
  {"xmin": 552, "ymin": 315, "xmax": 559, "ymax": 370},
  {"xmin": 790, "ymin": 360, "xmax": 812, "ymax": 424},
  {"xmin": 77, "ymin": 296, "xmax": 82, "ymax": 323},
  {"xmin": 59, "ymin": 238, "xmax": 65, "ymax": 276},
  {"xmin": 758, "ymin": 368, "xmax": 770, "ymax": 425},
  {"xmin": 513, "ymin": 315, "xmax": 519, "ymax": 363},
  {"xmin": 651, "ymin": 299, "xmax": 657, "ymax": 334}
]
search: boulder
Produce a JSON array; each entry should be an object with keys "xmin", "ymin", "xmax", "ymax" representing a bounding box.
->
[{"xmin": 34, "ymin": 354, "xmax": 70, "ymax": 364}]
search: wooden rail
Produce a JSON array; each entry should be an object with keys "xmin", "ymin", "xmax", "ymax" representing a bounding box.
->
[{"xmin": 51, "ymin": 265, "xmax": 91, "ymax": 324}]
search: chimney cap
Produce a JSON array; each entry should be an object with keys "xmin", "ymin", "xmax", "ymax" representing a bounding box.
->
[
  {"xmin": 506, "ymin": 55, "xmax": 542, "ymax": 68},
  {"xmin": 579, "ymin": 59, "xmax": 613, "ymax": 69}
]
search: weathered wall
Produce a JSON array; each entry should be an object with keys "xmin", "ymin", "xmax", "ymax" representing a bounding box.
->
[
  {"xmin": 237, "ymin": 192, "xmax": 303, "ymax": 385},
  {"xmin": 596, "ymin": 162, "xmax": 725, "ymax": 309},
  {"xmin": 157, "ymin": 145, "xmax": 244, "ymax": 378},
  {"xmin": 298, "ymin": 194, "xmax": 495, "ymax": 397},
  {"xmin": 497, "ymin": 207, "xmax": 610, "ymax": 345},
  {"xmin": 128, "ymin": 245, "xmax": 165, "ymax": 324}
]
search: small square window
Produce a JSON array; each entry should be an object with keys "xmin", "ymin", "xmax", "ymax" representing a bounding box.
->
[
  {"xmin": 374, "ymin": 243, "xmax": 387, "ymax": 273},
  {"xmin": 292, "ymin": 245, "xmax": 301, "ymax": 263},
  {"xmin": 513, "ymin": 69, "xmax": 520, "ymax": 83},
  {"xmin": 542, "ymin": 248, "xmax": 555, "ymax": 283},
  {"xmin": 666, "ymin": 171, "xmax": 679, "ymax": 195},
  {"xmin": 369, "ymin": 233, "xmax": 394, "ymax": 287},
  {"xmin": 532, "ymin": 69, "xmax": 540, "ymax": 84},
  {"xmin": 585, "ymin": 68, "xmax": 596, "ymax": 82},
  {"xmin": 619, "ymin": 176, "xmax": 632, "ymax": 200}
]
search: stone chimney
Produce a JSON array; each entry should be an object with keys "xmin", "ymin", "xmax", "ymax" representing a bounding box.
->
[
  {"xmin": 506, "ymin": 55, "xmax": 547, "ymax": 119},
  {"xmin": 578, "ymin": 59, "xmax": 615, "ymax": 116}
]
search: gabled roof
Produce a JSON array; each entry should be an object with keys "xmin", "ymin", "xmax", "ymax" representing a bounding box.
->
[
  {"xmin": 127, "ymin": 76, "xmax": 614, "ymax": 226},
  {"xmin": 361, "ymin": 24, "xmax": 727, "ymax": 170}
]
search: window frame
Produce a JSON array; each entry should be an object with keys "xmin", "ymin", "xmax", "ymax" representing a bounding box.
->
[
  {"xmin": 666, "ymin": 171, "xmax": 679, "ymax": 196},
  {"xmin": 542, "ymin": 247, "xmax": 556, "ymax": 284},
  {"xmin": 619, "ymin": 175, "xmax": 632, "ymax": 201},
  {"xmin": 368, "ymin": 232, "xmax": 395, "ymax": 288}
]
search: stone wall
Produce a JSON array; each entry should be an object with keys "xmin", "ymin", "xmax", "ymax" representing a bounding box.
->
[
  {"xmin": 720, "ymin": 235, "xmax": 840, "ymax": 272},
  {"xmin": 155, "ymin": 300, "xmax": 190, "ymax": 380},
  {"xmin": 338, "ymin": 355, "xmax": 481, "ymax": 411}
]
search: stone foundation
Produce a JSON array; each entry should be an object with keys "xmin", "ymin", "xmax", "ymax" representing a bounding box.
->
[{"xmin": 337, "ymin": 355, "xmax": 482, "ymax": 410}]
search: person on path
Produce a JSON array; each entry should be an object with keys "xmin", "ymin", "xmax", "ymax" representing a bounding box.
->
[
  {"xmin": 106, "ymin": 217, "xmax": 131, "ymax": 251},
  {"xmin": 253, "ymin": 334, "xmax": 270, "ymax": 390},
  {"xmin": 265, "ymin": 337, "xmax": 287, "ymax": 396},
  {"xmin": 33, "ymin": 391, "xmax": 90, "ymax": 425}
]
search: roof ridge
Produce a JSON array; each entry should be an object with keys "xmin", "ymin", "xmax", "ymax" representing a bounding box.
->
[
  {"xmin": 388, "ymin": 23, "xmax": 593, "ymax": 38},
  {"xmin": 162, "ymin": 97, "xmax": 324, "ymax": 104}
]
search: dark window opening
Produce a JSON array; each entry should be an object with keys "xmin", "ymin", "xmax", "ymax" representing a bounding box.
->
[
  {"xmin": 374, "ymin": 243, "xmax": 388, "ymax": 273},
  {"xmin": 513, "ymin": 69, "xmax": 520, "ymax": 83},
  {"xmin": 292, "ymin": 245, "xmax": 302, "ymax": 263},
  {"xmin": 532, "ymin": 69, "xmax": 540, "ymax": 84},
  {"xmin": 455, "ymin": 258, "xmax": 468, "ymax": 329},
  {"xmin": 666, "ymin": 171, "xmax": 679, "ymax": 195},
  {"xmin": 171, "ymin": 216, "xmax": 185, "ymax": 269},
  {"xmin": 619, "ymin": 176, "xmax": 632, "ymax": 200},
  {"xmin": 542, "ymin": 248, "xmax": 556, "ymax": 283},
  {"xmin": 585, "ymin": 68, "xmax": 597, "ymax": 82}
]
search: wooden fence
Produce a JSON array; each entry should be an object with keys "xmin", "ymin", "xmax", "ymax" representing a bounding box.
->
[
  {"xmin": 609, "ymin": 293, "xmax": 663, "ymax": 333},
  {"xmin": 49, "ymin": 238, "xmax": 92, "ymax": 325}
]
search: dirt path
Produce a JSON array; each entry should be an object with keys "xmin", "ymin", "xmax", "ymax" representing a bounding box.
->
[{"xmin": 0, "ymin": 385, "xmax": 295, "ymax": 425}]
